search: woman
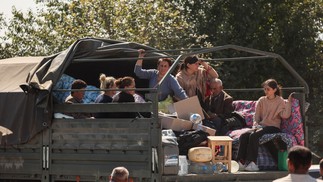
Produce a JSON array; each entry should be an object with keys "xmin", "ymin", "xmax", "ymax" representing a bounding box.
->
[
  {"xmin": 175, "ymin": 55, "xmax": 218, "ymax": 104},
  {"xmin": 134, "ymin": 49, "xmax": 187, "ymax": 101},
  {"xmin": 237, "ymin": 79, "xmax": 293, "ymax": 171},
  {"xmin": 112, "ymin": 76, "xmax": 138, "ymax": 118},
  {"xmin": 94, "ymin": 74, "xmax": 116, "ymax": 118}
]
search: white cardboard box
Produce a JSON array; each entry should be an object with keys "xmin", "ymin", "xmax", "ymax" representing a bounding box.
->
[
  {"xmin": 192, "ymin": 123, "xmax": 216, "ymax": 136},
  {"xmin": 174, "ymin": 96, "xmax": 205, "ymax": 120},
  {"xmin": 160, "ymin": 115, "xmax": 193, "ymax": 131}
]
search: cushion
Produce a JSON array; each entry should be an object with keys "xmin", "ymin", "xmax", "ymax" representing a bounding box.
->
[
  {"xmin": 232, "ymin": 98, "xmax": 304, "ymax": 146},
  {"xmin": 280, "ymin": 98, "xmax": 304, "ymax": 146},
  {"xmin": 53, "ymin": 74, "xmax": 100, "ymax": 103},
  {"xmin": 232, "ymin": 100, "xmax": 256, "ymax": 127}
]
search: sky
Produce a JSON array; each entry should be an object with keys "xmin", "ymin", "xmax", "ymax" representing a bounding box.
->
[
  {"xmin": 1, "ymin": 0, "xmax": 37, "ymax": 20},
  {"xmin": 0, "ymin": 0, "xmax": 38, "ymax": 36}
]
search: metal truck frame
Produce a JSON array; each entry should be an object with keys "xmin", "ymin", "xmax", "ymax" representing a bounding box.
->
[{"xmin": 0, "ymin": 38, "xmax": 309, "ymax": 182}]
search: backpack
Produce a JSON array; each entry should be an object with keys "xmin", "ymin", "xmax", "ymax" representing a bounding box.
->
[{"xmin": 176, "ymin": 130, "xmax": 209, "ymax": 155}]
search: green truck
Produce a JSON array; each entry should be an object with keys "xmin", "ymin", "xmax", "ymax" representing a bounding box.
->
[{"xmin": 0, "ymin": 38, "xmax": 310, "ymax": 182}]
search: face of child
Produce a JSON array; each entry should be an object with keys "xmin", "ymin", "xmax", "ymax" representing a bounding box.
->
[
  {"xmin": 109, "ymin": 83, "xmax": 117, "ymax": 95},
  {"xmin": 125, "ymin": 81, "xmax": 135, "ymax": 95},
  {"xmin": 263, "ymin": 85, "xmax": 276, "ymax": 97},
  {"xmin": 73, "ymin": 88, "xmax": 86, "ymax": 101}
]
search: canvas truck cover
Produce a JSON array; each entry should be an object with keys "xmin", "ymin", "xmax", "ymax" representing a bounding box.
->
[
  {"xmin": 0, "ymin": 38, "xmax": 167, "ymax": 145},
  {"xmin": 0, "ymin": 57, "xmax": 45, "ymax": 145}
]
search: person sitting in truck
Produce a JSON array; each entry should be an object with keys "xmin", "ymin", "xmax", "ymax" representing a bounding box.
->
[
  {"xmin": 273, "ymin": 145, "xmax": 319, "ymax": 182},
  {"xmin": 134, "ymin": 49, "xmax": 188, "ymax": 101},
  {"xmin": 112, "ymin": 76, "xmax": 140, "ymax": 118},
  {"xmin": 175, "ymin": 55, "xmax": 218, "ymax": 105},
  {"xmin": 202, "ymin": 78, "xmax": 235, "ymax": 135},
  {"xmin": 109, "ymin": 166, "xmax": 129, "ymax": 182},
  {"xmin": 64, "ymin": 79, "xmax": 93, "ymax": 119},
  {"xmin": 237, "ymin": 78, "xmax": 293, "ymax": 171},
  {"xmin": 94, "ymin": 74, "xmax": 116, "ymax": 118}
]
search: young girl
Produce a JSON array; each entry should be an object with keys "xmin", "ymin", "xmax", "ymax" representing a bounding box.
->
[
  {"xmin": 112, "ymin": 76, "xmax": 138, "ymax": 118},
  {"xmin": 237, "ymin": 79, "xmax": 293, "ymax": 171},
  {"xmin": 94, "ymin": 74, "xmax": 116, "ymax": 118}
]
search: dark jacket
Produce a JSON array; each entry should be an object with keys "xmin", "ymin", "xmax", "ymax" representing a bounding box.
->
[{"xmin": 203, "ymin": 90, "xmax": 234, "ymax": 120}]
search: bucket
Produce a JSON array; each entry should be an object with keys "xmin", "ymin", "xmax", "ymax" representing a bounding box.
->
[
  {"xmin": 230, "ymin": 160, "xmax": 239, "ymax": 173},
  {"xmin": 278, "ymin": 150, "xmax": 288, "ymax": 171}
]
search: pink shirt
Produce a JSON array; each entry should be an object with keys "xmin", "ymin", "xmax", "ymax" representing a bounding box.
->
[{"xmin": 254, "ymin": 96, "xmax": 292, "ymax": 128}]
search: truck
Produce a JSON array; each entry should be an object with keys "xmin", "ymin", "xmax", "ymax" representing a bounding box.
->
[{"xmin": 0, "ymin": 38, "xmax": 310, "ymax": 182}]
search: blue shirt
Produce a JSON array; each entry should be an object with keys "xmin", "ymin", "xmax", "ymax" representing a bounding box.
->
[{"xmin": 134, "ymin": 65, "xmax": 187, "ymax": 101}]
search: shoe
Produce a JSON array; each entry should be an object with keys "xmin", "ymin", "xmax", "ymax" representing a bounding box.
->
[
  {"xmin": 238, "ymin": 161, "xmax": 246, "ymax": 171},
  {"xmin": 245, "ymin": 161, "xmax": 259, "ymax": 171}
]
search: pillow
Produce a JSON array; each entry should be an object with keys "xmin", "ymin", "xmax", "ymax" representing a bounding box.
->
[
  {"xmin": 232, "ymin": 100, "xmax": 256, "ymax": 127},
  {"xmin": 280, "ymin": 98, "xmax": 304, "ymax": 146}
]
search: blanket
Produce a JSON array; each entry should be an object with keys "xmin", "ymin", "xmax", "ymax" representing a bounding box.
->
[{"xmin": 231, "ymin": 98, "xmax": 304, "ymax": 169}]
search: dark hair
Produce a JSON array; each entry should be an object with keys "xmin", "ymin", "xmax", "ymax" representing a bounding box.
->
[
  {"xmin": 115, "ymin": 76, "xmax": 135, "ymax": 88},
  {"xmin": 180, "ymin": 55, "xmax": 199, "ymax": 70},
  {"xmin": 288, "ymin": 145, "xmax": 312, "ymax": 171},
  {"xmin": 71, "ymin": 79, "xmax": 87, "ymax": 94},
  {"xmin": 261, "ymin": 78, "xmax": 281, "ymax": 96},
  {"xmin": 320, "ymin": 158, "xmax": 323, "ymax": 169},
  {"xmin": 157, "ymin": 58, "xmax": 172, "ymax": 67}
]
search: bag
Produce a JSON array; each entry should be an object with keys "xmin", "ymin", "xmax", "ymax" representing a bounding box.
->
[
  {"xmin": 222, "ymin": 111, "xmax": 246, "ymax": 131},
  {"xmin": 176, "ymin": 130, "xmax": 209, "ymax": 155},
  {"xmin": 278, "ymin": 150, "xmax": 288, "ymax": 171}
]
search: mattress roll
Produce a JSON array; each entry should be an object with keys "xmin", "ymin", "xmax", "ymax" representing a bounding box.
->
[{"xmin": 188, "ymin": 147, "xmax": 212, "ymax": 162}]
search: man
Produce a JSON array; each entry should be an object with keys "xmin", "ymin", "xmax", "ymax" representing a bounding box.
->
[
  {"xmin": 109, "ymin": 166, "xmax": 129, "ymax": 182},
  {"xmin": 65, "ymin": 79, "xmax": 92, "ymax": 119},
  {"xmin": 202, "ymin": 78, "xmax": 235, "ymax": 135},
  {"xmin": 273, "ymin": 145, "xmax": 319, "ymax": 182}
]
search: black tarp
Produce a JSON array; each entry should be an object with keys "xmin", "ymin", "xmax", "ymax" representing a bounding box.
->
[{"xmin": 0, "ymin": 38, "xmax": 167, "ymax": 145}]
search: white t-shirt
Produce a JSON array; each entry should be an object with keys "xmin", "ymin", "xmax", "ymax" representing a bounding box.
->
[{"xmin": 273, "ymin": 174, "xmax": 320, "ymax": 182}]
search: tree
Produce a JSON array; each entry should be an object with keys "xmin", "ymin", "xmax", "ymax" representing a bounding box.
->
[{"xmin": 1, "ymin": 0, "xmax": 194, "ymax": 56}]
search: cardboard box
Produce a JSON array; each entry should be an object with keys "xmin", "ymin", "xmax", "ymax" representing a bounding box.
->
[
  {"xmin": 193, "ymin": 123, "xmax": 216, "ymax": 136},
  {"xmin": 174, "ymin": 96, "xmax": 205, "ymax": 120},
  {"xmin": 160, "ymin": 115, "xmax": 193, "ymax": 131}
]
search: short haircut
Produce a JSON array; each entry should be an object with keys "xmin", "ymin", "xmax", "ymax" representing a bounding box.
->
[
  {"xmin": 288, "ymin": 145, "xmax": 312, "ymax": 171},
  {"xmin": 210, "ymin": 78, "xmax": 222, "ymax": 86},
  {"xmin": 71, "ymin": 79, "xmax": 87, "ymax": 94},
  {"xmin": 110, "ymin": 166, "xmax": 129, "ymax": 181},
  {"xmin": 320, "ymin": 158, "xmax": 323, "ymax": 169}
]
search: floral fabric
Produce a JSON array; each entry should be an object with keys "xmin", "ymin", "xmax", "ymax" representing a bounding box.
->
[{"xmin": 232, "ymin": 98, "xmax": 304, "ymax": 146}]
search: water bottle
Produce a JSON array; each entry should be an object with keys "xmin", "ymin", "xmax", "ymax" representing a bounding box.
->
[
  {"xmin": 189, "ymin": 113, "xmax": 202, "ymax": 124},
  {"xmin": 178, "ymin": 155, "xmax": 188, "ymax": 176},
  {"xmin": 213, "ymin": 162, "xmax": 224, "ymax": 173},
  {"xmin": 189, "ymin": 162, "xmax": 213, "ymax": 174}
]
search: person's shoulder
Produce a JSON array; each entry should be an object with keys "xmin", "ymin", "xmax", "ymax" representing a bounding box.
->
[
  {"xmin": 272, "ymin": 174, "xmax": 291, "ymax": 182},
  {"xmin": 257, "ymin": 96, "xmax": 267, "ymax": 101},
  {"xmin": 223, "ymin": 91, "xmax": 233, "ymax": 99},
  {"xmin": 95, "ymin": 94, "xmax": 104, "ymax": 102},
  {"xmin": 65, "ymin": 95, "xmax": 74, "ymax": 103}
]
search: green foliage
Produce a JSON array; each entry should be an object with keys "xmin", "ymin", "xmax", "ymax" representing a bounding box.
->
[{"xmin": 0, "ymin": 0, "xmax": 194, "ymax": 56}]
